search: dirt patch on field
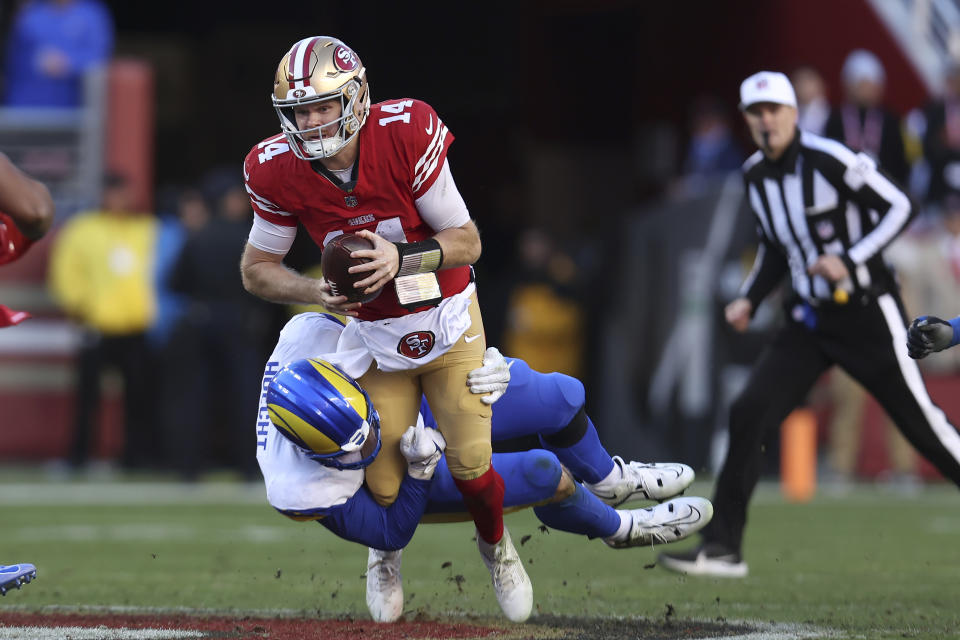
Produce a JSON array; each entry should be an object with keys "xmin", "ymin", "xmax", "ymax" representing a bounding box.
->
[{"xmin": 0, "ymin": 611, "xmax": 755, "ymax": 639}]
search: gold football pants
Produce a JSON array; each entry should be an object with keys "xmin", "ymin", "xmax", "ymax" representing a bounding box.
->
[{"xmin": 361, "ymin": 294, "xmax": 492, "ymax": 506}]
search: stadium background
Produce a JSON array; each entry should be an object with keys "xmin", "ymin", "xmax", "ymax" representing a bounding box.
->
[{"xmin": 0, "ymin": 0, "xmax": 955, "ymax": 485}]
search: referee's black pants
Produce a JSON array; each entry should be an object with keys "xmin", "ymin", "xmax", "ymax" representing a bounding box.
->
[{"xmin": 704, "ymin": 292, "xmax": 960, "ymax": 554}]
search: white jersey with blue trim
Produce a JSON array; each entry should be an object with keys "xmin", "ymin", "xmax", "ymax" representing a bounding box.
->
[{"xmin": 255, "ymin": 312, "xmax": 365, "ymax": 515}]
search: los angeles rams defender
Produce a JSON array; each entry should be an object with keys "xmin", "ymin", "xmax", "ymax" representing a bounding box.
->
[{"xmin": 256, "ymin": 312, "xmax": 713, "ymax": 623}]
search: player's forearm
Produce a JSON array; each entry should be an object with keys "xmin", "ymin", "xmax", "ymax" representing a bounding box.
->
[
  {"xmin": 433, "ymin": 221, "xmax": 481, "ymax": 269},
  {"xmin": 320, "ymin": 476, "xmax": 431, "ymax": 550},
  {"xmin": 241, "ymin": 253, "xmax": 322, "ymax": 306},
  {"xmin": 947, "ymin": 316, "xmax": 960, "ymax": 349}
]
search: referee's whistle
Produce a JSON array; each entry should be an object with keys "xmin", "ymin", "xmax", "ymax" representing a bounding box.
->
[{"xmin": 833, "ymin": 288, "xmax": 849, "ymax": 305}]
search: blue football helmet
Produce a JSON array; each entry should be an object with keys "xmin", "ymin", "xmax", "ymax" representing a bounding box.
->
[{"xmin": 266, "ymin": 358, "xmax": 381, "ymax": 470}]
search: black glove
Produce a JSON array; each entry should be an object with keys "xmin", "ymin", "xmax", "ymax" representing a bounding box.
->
[{"xmin": 907, "ymin": 315, "xmax": 954, "ymax": 359}]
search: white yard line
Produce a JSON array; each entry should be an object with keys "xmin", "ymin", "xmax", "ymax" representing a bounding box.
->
[
  {"xmin": 11, "ymin": 523, "xmax": 298, "ymax": 543},
  {"xmin": 699, "ymin": 621, "xmax": 844, "ymax": 639},
  {"xmin": 0, "ymin": 482, "xmax": 266, "ymax": 505},
  {"xmin": 0, "ymin": 627, "xmax": 204, "ymax": 640}
]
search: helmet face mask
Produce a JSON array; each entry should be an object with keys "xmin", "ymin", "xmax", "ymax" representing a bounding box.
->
[
  {"xmin": 266, "ymin": 358, "xmax": 381, "ymax": 470},
  {"xmin": 272, "ymin": 36, "xmax": 370, "ymax": 160}
]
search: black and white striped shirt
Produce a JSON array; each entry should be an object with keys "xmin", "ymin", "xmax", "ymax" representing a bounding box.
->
[{"xmin": 739, "ymin": 128, "xmax": 914, "ymax": 307}]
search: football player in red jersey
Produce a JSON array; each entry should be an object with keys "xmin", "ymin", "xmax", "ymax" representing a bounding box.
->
[
  {"xmin": 239, "ymin": 36, "xmax": 531, "ymax": 622},
  {"xmin": 0, "ymin": 149, "xmax": 53, "ymax": 592}
]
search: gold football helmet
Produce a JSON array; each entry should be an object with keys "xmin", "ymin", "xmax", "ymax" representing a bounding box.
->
[{"xmin": 272, "ymin": 36, "xmax": 370, "ymax": 160}]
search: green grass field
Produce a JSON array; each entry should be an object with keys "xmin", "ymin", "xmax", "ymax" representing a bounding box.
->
[{"xmin": 1, "ymin": 475, "xmax": 959, "ymax": 639}]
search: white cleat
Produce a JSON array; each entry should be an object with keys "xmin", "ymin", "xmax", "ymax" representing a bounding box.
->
[
  {"xmin": 658, "ymin": 542, "xmax": 748, "ymax": 578},
  {"xmin": 476, "ymin": 527, "xmax": 533, "ymax": 623},
  {"xmin": 587, "ymin": 456, "xmax": 695, "ymax": 507},
  {"xmin": 604, "ymin": 496, "xmax": 713, "ymax": 549},
  {"xmin": 366, "ymin": 548, "xmax": 403, "ymax": 623}
]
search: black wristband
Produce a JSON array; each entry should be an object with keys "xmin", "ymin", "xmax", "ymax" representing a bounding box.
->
[{"xmin": 394, "ymin": 239, "xmax": 443, "ymax": 277}]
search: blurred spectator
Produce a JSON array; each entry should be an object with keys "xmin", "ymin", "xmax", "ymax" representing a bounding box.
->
[
  {"xmin": 903, "ymin": 105, "xmax": 931, "ymax": 207},
  {"xmin": 2, "ymin": 0, "xmax": 114, "ymax": 107},
  {"xmin": 502, "ymin": 228, "xmax": 584, "ymax": 378},
  {"xmin": 792, "ymin": 65, "xmax": 830, "ymax": 135},
  {"xmin": 149, "ymin": 186, "xmax": 209, "ymax": 350},
  {"xmin": 677, "ymin": 95, "xmax": 743, "ymax": 195},
  {"xmin": 825, "ymin": 49, "xmax": 910, "ymax": 185},
  {"xmin": 47, "ymin": 172, "xmax": 159, "ymax": 471},
  {"xmin": 920, "ymin": 63, "xmax": 960, "ymax": 211},
  {"xmin": 164, "ymin": 168, "xmax": 277, "ymax": 480}
]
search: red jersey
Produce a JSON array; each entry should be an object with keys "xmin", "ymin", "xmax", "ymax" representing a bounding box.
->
[
  {"xmin": 0, "ymin": 212, "xmax": 34, "ymax": 327},
  {"xmin": 244, "ymin": 98, "xmax": 471, "ymax": 321}
]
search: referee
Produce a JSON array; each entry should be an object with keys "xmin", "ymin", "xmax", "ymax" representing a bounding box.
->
[{"xmin": 659, "ymin": 71, "xmax": 960, "ymax": 577}]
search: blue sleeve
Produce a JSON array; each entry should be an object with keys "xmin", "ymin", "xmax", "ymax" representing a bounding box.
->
[
  {"xmin": 419, "ymin": 395, "xmax": 437, "ymax": 429},
  {"xmin": 949, "ymin": 316, "xmax": 960, "ymax": 348},
  {"xmin": 319, "ymin": 474, "xmax": 431, "ymax": 551}
]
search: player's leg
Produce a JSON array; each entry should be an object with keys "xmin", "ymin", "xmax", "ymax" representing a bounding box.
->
[
  {"xmin": 425, "ymin": 451, "xmax": 712, "ymax": 546},
  {"xmin": 366, "ymin": 547, "xmax": 402, "ymax": 623},
  {"xmin": 534, "ymin": 473, "xmax": 713, "ymax": 548},
  {"xmin": 492, "ymin": 358, "xmax": 694, "ymax": 505},
  {"xmin": 491, "ymin": 358, "xmax": 613, "ymax": 481},
  {"xmin": 659, "ymin": 321, "xmax": 829, "ymax": 577},
  {"xmin": 840, "ymin": 294, "xmax": 960, "ymax": 485},
  {"xmin": 425, "ymin": 450, "xmax": 564, "ymax": 516},
  {"xmin": 0, "ymin": 564, "xmax": 36, "ymax": 595},
  {"xmin": 420, "ymin": 296, "xmax": 531, "ymax": 623},
  {"xmin": 359, "ymin": 366, "xmax": 422, "ymax": 507}
]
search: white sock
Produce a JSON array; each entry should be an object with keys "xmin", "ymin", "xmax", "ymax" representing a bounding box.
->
[
  {"xmin": 588, "ymin": 458, "xmax": 624, "ymax": 492},
  {"xmin": 605, "ymin": 510, "xmax": 632, "ymax": 543}
]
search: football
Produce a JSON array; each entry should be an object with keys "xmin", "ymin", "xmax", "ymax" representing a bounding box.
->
[{"xmin": 320, "ymin": 233, "xmax": 382, "ymax": 304}]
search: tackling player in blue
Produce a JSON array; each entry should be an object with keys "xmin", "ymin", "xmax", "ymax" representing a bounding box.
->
[{"xmin": 256, "ymin": 312, "xmax": 712, "ymax": 623}]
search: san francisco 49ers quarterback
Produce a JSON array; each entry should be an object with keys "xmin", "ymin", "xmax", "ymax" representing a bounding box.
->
[{"xmin": 239, "ymin": 36, "xmax": 532, "ymax": 622}]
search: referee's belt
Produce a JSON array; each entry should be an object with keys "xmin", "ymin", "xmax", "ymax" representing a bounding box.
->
[{"xmin": 805, "ymin": 286, "xmax": 889, "ymax": 309}]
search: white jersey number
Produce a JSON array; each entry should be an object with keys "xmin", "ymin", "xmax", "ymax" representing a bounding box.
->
[
  {"xmin": 378, "ymin": 100, "xmax": 414, "ymax": 126},
  {"xmin": 257, "ymin": 141, "xmax": 290, "ymax": 164}
]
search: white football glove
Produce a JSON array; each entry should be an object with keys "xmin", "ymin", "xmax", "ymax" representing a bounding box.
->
[
  {"xmin": 400, "ymin": 422, "xmax": 446, "ymax": 480},
  {"xmin": 466, "ymin": 347, "xmax": 511, "ymax": 405}
]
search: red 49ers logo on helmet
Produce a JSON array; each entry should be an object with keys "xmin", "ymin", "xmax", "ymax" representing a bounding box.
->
[
  {"xmin": 398, "ymin": 331, "xmax": 435, "ymax": 359},
  {"xmin": 333, "ymin": 45, "xmax": 358, "ymax": 72}
]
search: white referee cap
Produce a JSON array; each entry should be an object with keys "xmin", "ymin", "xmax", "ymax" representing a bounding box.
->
[{"xmin": 739, "ymin": 71, "xmax": 797, "ymax": 110}]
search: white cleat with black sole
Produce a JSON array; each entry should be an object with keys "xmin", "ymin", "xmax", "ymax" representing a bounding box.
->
[
  {"xmin": 658, "ymin": 542, "xmax": 749, "ymax": 578},
  {"xmin": 476, "ymin": 527, "xmax": 533, "ymax": 623},
  {"xmin": 604, "ymin": 496, "xmax": 713, "ymax": 549},
  {"xmin": 587, "ymin": 456, "xmax": 695, "ymax": 507},
  {"xmin": 366, "ymin": 548, "xmax": 404, "ymax": 623}
]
